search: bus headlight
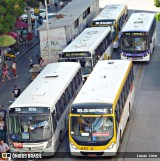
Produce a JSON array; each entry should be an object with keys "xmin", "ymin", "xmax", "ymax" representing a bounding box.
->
[
  {"xmin": 107, "ymin": 143, "xmax": 115, "ymax": 150},
  {"xmin": 46, "ymin": 139, "xmax": 52, "ymax": 148},
  {"xmin": 70, "ymin": 142, "xmax": 78, "ymax": 150}
]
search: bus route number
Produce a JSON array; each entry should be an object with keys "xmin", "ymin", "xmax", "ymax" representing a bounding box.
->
[{"xmin": 29, "ymin": 108, "xmax": 37, "ymax": 112}]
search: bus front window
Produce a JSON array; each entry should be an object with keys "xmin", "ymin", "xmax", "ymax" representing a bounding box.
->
[
  {"xmin": 71, "ymin": 116, "xmax": 114, "ymax": 143},
  {"xmin": 121, "ymin": 36, "xmax": 148, "ymax": 52},
  {"xmin": 9, "ymin": 114, "xmax": 52, "ymax": 142},
  {"xmin": 111, "ymin": 26, "xmax": 116, "ymax": 40},
  {"xmin": 62, "ymin": 58, "xmax": 92, "ymax": 75},
  {"xmin": 80, "ymin": 59, "xmax": 92, "ymax": 76}
]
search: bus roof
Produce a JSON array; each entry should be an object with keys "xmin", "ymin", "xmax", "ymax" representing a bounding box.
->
[
  {"xmin": 9, "ymin": 62, "xmax": 81, "ymax": 109},
  {"xmin": 122, "ymin": 12, "xmax": 155, "ymax": 33},
  {"xmin": 62, "ymin": 27, "xmax": 111, "ymax": 54},
  {"xmin": 39, "ymin": 0, "xmax": 97, "ymax": 30},
  {"xmin": 73, "ymin": 60, "xmax": 132, "ymax": 105},
  {"xmin": 92, "ymin": 4, "xmax": 127, "ymax": 22}
]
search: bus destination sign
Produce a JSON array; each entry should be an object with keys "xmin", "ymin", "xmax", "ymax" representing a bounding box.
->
[
  {"xmin": 62, "ymin": 52, "xmax": 91, "ymax": 58},
  {"xmin": 71, "ymin": 108, "xmax": 111, "ymax": 114},
  {"xmin": 92, "ymin": 21, "xmax": 115, "ymax": 26},
  {"xmin": 9, "ymin": 107, "xmax": 50, "ymax": 114},
  {"xmin": 123, "ymin": 32, "xmax": 146, "ymax": 36}
]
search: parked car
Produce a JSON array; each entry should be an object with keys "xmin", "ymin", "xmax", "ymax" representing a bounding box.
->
[
  {"xmin": 42, "ymin": 13, "xmax": 57, "ymax": 24},
  {"xmin": 20, "ymin": 9, "xmax": 46, "ymax": 22}
]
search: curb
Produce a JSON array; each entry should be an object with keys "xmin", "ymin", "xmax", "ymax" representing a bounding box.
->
[{"xmin": 15, "ymin": 40, "xmax": 40, "ymax": 62}]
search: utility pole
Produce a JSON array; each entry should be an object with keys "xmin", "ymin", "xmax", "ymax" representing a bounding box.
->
[{"xmin": 44, "ymin": 0, "xmax": 51, "ymax": 63}]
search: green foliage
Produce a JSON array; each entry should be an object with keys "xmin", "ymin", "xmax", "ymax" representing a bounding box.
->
[
  {"xmin": 154, "ymin": 0, "xmax": 160, "ymax": 7},
  {"xmin": 0, "ymin": 0, "xmax": 26, "ymax": 34},
  {"xmin": 0, "ymin": 0, "xmax": 40, "ymax": 34},
  {"xmin": 156, "ymin": 12, "xmax": 160, "ymax": 21}
]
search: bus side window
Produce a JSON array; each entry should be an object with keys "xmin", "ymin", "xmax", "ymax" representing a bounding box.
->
[
  {"xmin": 52, "ymin": 111, "xmax": 57, "ymax": 132},
  {"xmin": 55, "ymin": 101, "xmax": 62, "ymax": 121},
  {"xmin": 115, "ymin": 110, "xmax": 119, "ymax": 133},
  {"xmin": 119, "ymin": 96, "xmax": 123, "ymax": 115},
  {"xmin": 64, "ymin": 89, "xmax": 69, "ymax": 107},
  {"xmin": 78, "ymin": 69, "xmax": 82, "ymax": 84},
  {"xmin": 115, "ymin": 107, "xmax": 120, "ymax": 123}
]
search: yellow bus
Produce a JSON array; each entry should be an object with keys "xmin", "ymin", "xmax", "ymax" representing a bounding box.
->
[
  {"xmin": 92, "ymin": 4, "xmax": 128, "ymax": 48},
  {"xmin": 69, "ymin": 60, "xmax": 134, "ymax": 156}
]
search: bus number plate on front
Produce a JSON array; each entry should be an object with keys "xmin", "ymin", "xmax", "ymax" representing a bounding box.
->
[{"xmin": 81, "ymin": 147, "xmax": 88, "ymax": 150}]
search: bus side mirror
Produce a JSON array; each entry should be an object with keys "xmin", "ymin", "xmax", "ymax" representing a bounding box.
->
[{"xmin": 150, "ymin": 39, "xmax": 152, "ymax": 43}]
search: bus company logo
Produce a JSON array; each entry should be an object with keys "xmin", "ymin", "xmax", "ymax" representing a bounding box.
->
[{"xmin": 2, "ymin": 153, "xmax": 11, "ymax": 160}]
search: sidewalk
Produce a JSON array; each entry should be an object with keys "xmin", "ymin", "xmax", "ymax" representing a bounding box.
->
[{"xmin": 0, "ymin": 0, "xmax": 68, "ymax": 75}]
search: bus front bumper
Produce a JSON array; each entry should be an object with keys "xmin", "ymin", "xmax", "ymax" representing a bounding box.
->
[
  {"xmin": 70, "ymin": 143, "xmax": 116, "ymax": 157},
  {"xmin": 121, "ymin": 53, "xmax": 150, "ymax": 61}
]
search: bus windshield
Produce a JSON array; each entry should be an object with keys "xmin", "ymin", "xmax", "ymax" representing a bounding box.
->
[
  {"xmin": 9, "ymin": 114, "xmax": 52, "ymax": 142},
  {"xmin": 63, "ymin": 58, "xmax": 92, "ymax": 75},
  {"xmin": 121, "ymin": 36, "xmax": 148, "ymax": 52},
  {"xmin": 70, "ymin": 116, "xmax": 113, "ymax": 143}
]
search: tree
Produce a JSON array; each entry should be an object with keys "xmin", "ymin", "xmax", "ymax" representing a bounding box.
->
[
  {"xmin": 154, "ymin": 0, "xmax": 160, "ymax": 7},
  {"xmin": 0, "ymin": 0, "xmax": 40, "ymax": 34},
  {"xmin": 0, "ymin": 0, "xmax": 26, "ymax": 34},
  {"xmin": 154, "ymin": 0, "xmax": 160, "ymax": 21},
  {"xmin": 25, "ymin": 0, "xmax": 39, "ymax": 32}
]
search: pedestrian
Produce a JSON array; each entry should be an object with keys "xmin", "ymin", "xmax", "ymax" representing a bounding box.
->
[
  {"xmin": 47, "ymin": 3, "xmax": 51, "ymax": 11},
  {"xmin": 54, "ymin": 0, "xmax": 58, "ymax": 10},
  {"xmin": 11, "ymin": 60, "xmax": 18, "ymax": 79},
  {"xmin": 28, "ymin": 57, "xmax": 34, "ymax": 68},
  {"xmin": 0, "ymin": 140, "xmax": 10, "ymax": 153},
  {"xmin": 2, "ymin": 62, "xmax": 10, "ymax": 82},
  {"xmin": 0, "ymin": 105, "xmax": 7, "ymax": 122},
  {"xmin": 0, "ymin": 117, "xmax": 6, "ymax": 143},
  {"xmin": 12, "ymin": 85, "xmax": 21, "ymax": 100},
  {"xmin": 0, "ymin": 105, "xmax": 7, "ymax": 143},
  {"xmin": 36, "ymin": 55, "xmax": 44, "ymax": 67},
  {"xmin": 59, "ymin": 1, "xmax": 64, "ymax": 9}
]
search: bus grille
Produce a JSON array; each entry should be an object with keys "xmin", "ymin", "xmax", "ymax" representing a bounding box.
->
[{"xmin": 80, "ymin": 151, "xmax": 104, "ymax": 156}]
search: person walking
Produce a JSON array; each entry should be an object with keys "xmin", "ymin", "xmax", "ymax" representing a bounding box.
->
[
  {"xmin": 11, "ymin": 60, "xmax": 18, "ymax": 79},
  {"xmin": 0, "ymin": 105, "xmax": 7, "ymax": 143},
  {"xmin": 28, "ymin": 57, "xmax": 34, "ymax": 68},
  {"xmin": 12, "ymin": 85, "xmax": 21, "ymax": 100},
  {"xmin": 59, "ymin": 1, "xmax": 64, "ymax": 9},
  {"xmin": 2, "ymin": 62, "xmax": 10, "ymax": 82},
  {"xmin": 0, "ymin": 105, "xmax": 7, "ymax": 122},
  {"xmin": 0, "ymin": 117, "xmax": 6, "ymax": 143},
  {"xmin": 36, "ymin": 55, "xmax": 44, "ymax": 67}
]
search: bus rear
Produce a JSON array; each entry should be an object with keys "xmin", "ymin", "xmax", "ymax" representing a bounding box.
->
[{"xmin": 69, "ymin": 103, "xmax": 117, "ymax": 156}]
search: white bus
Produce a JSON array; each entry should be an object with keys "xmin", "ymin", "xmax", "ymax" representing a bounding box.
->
[
  {"xmin": 69, "ymin": 60, "xmax": 134, "ymax": 156},
  {"xmin": 92, "ymin": 4, "xmax": 128, "ymax": 48},
  {"xmin": 120, "ymin": 12, "xmax": 156, "ymax": 61},
  {"xmin": 61, "ymin": 27, "xmax": 113, "ymax": 78},
  {"xmin": 8, "ymin": 62, "xmax": 83, "ymax": 156}
]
